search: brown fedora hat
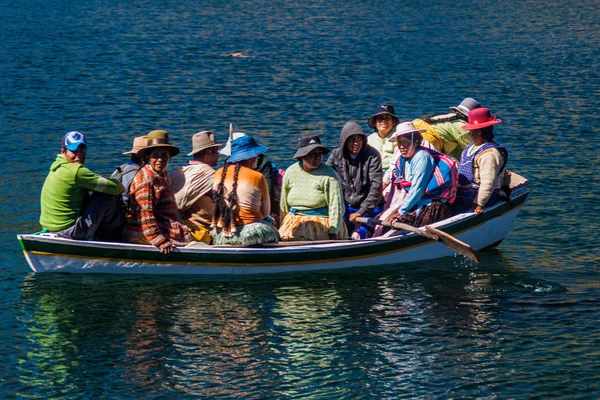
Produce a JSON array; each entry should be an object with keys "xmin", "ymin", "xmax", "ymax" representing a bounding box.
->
[
  {"xmin": 139, "ymin": 130, "xmax": 180, "ymax": 157},
  {"xmin": 123, "ymin": 135, "xmax": 148, "ymax": 155},
  {"xmin": 187, "ymin": 131, "xmax": 223, "ymax": 156}
]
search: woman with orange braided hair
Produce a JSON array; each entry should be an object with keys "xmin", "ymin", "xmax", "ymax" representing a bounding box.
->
[{"xmin": 210, "ymin": 135, "xmax": 279, "ymax": 245}]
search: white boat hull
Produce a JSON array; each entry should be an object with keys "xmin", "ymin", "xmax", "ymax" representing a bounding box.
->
[{"xmin": 18, "ymin": 188, "xmax": 527, "ymax": 275}]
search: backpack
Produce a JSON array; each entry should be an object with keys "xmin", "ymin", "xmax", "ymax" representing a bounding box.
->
[
  {"xmin": 111, "ymin": 163, "xmax": 140, "ymax": 182},
  {"xmin": 110, "ymin": 163, "xmax": 141, "ymax": 212},
  {"xmin": 393, "ymin": 148, "xmax": 459, "ymax": 203}
]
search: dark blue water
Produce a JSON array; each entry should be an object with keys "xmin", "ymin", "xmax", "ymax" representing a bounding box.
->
[{"xmin": 1, "ymin": 0, "xmax": 599, "ymax": 397}]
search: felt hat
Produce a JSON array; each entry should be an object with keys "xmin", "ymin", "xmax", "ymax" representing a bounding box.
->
[
  {"xmin": 389, "ymin": 121, "xmax": 426, "ymax": 142},
  {"xmin": 368, "ymin": 103, "xmax": 399, "ymax": 128},
  {"xmin": 187, "ymin": 131, "xmax": 223, "ymax": 156},
  {"xmin": 294, "ymin": 135, "xmax": 330, "ymax": 159},
  {"xmin": 139, "ymin": 130, "xmax": 180, "ymax": 157},
  {"xmin": 220, "ymin": 132, "xmax": 247, "ymax": 157},
  {"xmin": 123, "ymin": 136, "xmax": 148, "ymax": 155},
  {"xmin": 461, "ymin": 108, "xmax": 502, "ymax": 130},
  {"xmin": 227, "ymin": 135, "xmax": 268, "ymax": 163},
  {"xmin": 62, "ymin": 131, "xmax": 87, "ymax": 151},
  {"xmin": 450, "ymin": 97, "xmax": 481, "ymax": 118}
]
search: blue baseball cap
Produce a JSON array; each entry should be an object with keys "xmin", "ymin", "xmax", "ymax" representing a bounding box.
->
[{"xmin": 62, "ymin": 131, "xmax": 87, "ymax": 151}]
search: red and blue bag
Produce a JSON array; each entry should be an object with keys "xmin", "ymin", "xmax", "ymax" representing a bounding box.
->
[{"xmin": 392, "ymin": 148, "xmax": 459, "ymax": 203}]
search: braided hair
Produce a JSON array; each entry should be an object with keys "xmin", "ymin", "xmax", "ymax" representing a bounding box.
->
[
  {"xmin": 422, "ymin": 111, "xmax": 465, "ymax": 124},
  {"xmin": 211, "ymin": 162, "xmax": 242, "ymax": 235}
]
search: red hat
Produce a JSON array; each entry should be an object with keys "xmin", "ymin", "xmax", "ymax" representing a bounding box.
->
[{"xmin": 461, "ymin": 107, "xmax": 502, "ymax": 130}]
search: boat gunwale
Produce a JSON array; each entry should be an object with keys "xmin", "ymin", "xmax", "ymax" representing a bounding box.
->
[{"xmin": 18, "ymin": 184, "xmax": 531, "ymax": 265}]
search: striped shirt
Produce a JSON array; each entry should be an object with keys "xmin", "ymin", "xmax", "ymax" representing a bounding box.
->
[{"xmin": 123, "ymin": 165, "xmax": 192, "ymax": 247}]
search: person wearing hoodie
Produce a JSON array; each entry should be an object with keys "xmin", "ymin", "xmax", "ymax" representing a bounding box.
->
[
  {"xmin": 39, "ymin": 131, "xmax": 125, "ymax": 241},
  {"xmin": 327, "ymin": 121, "xmax": 383, "ymax": 239}
]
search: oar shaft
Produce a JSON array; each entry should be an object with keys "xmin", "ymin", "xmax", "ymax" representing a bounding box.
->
[
  {"xmin": 354, "ymin": 216, "xmax": 480, "ymax": 262},
  {"xmin": 355, "ymin": 217, "xmax": 435, "ymax": 239}
]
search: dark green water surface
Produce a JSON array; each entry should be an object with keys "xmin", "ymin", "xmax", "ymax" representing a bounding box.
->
[{"xmin": 1, "ymin": 0, "xmax": 599, "ymax": 398}]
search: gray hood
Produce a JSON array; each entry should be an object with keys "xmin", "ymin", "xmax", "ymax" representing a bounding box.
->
[{"xmin": 339, "ymin": 121, "xmax": 366, "ymax": 149}]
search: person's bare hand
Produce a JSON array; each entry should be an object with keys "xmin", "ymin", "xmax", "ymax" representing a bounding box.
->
[
  {"xmin": 159, "ymin": 241, "xmax": 174, "ymax": 254},
  {"xmin": 349, "ymin": 212, "xmax": 362, "ymax": 222},
  {"xmin": 471, "ymin": 204, "xmax": 484, "ymax": 215}
]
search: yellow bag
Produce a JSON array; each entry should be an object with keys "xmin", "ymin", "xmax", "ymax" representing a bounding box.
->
[
  {"xmin": 413, "ymin": 119, "xmax": 444, "ymax": 153},
  {"xmin": 185, "ymin": 222, "xmax": 212, "ymax": 244}
]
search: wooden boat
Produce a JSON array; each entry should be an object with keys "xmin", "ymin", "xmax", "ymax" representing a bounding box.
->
[{"xmin": 17, "ymin": 173, "xmax": 530, "ymax": 276}]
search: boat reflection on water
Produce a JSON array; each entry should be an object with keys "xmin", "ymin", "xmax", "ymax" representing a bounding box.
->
[{"xmin": 16, "ymin": 262, "xmax": 564, "ymax": 397}]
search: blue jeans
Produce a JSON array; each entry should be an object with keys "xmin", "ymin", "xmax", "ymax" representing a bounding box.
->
[{"xmin": 344, "ymin": 204, "xmax": 383, "ymax": 239}]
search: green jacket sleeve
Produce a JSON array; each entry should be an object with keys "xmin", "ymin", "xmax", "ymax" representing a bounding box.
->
[{"xmin": 75, "ymin": 166, "xmax": 124, "ymax": 194}]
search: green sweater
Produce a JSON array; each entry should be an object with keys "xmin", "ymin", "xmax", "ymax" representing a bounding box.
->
[
  {"xmin": 280, "ymin": 162, "xmax": 345, "ymax": 235},
  {"xmin": 40, "ymin": 155, "xmax": 124, "ymax": 231}
]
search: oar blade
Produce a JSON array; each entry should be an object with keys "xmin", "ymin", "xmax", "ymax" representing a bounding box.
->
[{"xmin": 424, "ymin": 226, "xmax": 480, "ymax": 263}]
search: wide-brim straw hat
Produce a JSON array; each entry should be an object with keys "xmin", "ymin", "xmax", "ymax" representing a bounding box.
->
[
  {"xmin": 461, "ymin": 108, "xmax": 502, "ymax": 130},
  {"xmin": 389, "ymin": 121, "xmax": 427, "ymax": 142},
  {"xmin": 227, "ymin": 135, "xmax": 268, "ymax": 163},
  {"xmin": 294, "ymin": 135, "xmax": 330, "ymax": 159},
  {"xmin": 450, "ymin": 97, "xmax": 481, "ymax": 118},
  {"xmin": 188, "ymin": 131, "xmax": 223, "ymax": 156},
  {"xmin": 368, "ymin": 103, "xmax": 399, "ymax": 128},
  {"xmin": 138, "ymin": 130, "xmax": 180, "ymax": 157},
  {"xmin": 123, "ymin": 135, "xmax": 148, "ymax": 155}
]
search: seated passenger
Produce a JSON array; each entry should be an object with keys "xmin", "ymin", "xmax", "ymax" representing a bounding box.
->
[
  {"xmin": 40, "ymin": 131, "xmax": 125, "ymax": 241},
  {"xmin": 171, "ymin": 131, "xmax": 222, "ymax": 244},
  {"xmin": 122, "ymin": 130, "xmax": 193, "ymax": 254},
  {"xmin": 382, "ymin": 98, "xmax": 482, "ymax": 187},
  {"xmin": 222, "ymin": 132, "xmax": 285, "ymax": 226},
  {"xmin": 279, "ymin": 136, "xmax": 348, "ymax": 241},
  {"xmin": 453, "ymin": 108, "xmax": 509, "ymax": 215},
  {"xmin": 379, "ymin": 121, "xmax": 456, "ymax": 229},
  {"xmin": 327, "ymin": 121, "xmax": 383, "ymax": 239},
  {"xmin": 211, "ymin": 134, "xmax": 279, "ymax": 245},
  {"xmin": 110, "ymin": 135, "xmax": 147, "ymax": 210},
  {"xmin": 366, "ymin": 103, "xmax": 400, "ymax": 181}
]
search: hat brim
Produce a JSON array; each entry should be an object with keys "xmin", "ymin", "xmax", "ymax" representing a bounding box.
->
[
  {"xmin": 368, "ymin": 112, "xmax": 399, "ymax": 129},
  {"xmin": 227, "ymin": 145, "xmax": 268, "ymax": 163},
  {"xmin": 461, "ymin": 119, "xmax": 502, "ymax": 130},
  {"xmin": 65, "ymin": 142, "xmax": 86, "ymax": 151},
  {"xmin": 139, "ymin": 144, "xmax": 180, "ymax": 157},
  {"xmin": 123, "ymin": 148, "xmax": 144, "ymax": 155},
  {"xmin": 449, "ymin": 106, "xmax": 469, "ymax": 117},
  {"xmin": 389, "ymin": 128, "xmax": 427, "ymax": 142},
  {"xmin": 187, "ymin": 143, "xmax": 223, "ymax": 156},
  {"xmin": 294, "ymin": 144, "xmax": 330, "ymax": 159}
]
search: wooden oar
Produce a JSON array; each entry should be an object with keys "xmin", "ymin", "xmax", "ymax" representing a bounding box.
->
[{"xmin": 355, "ymin": 217, "xmax": 480, "ymax": 262}]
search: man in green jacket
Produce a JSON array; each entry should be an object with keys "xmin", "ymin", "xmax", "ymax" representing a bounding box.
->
[{"xmin": 39, "ymin": 131, "xmax": 125, "ymax": 240}]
